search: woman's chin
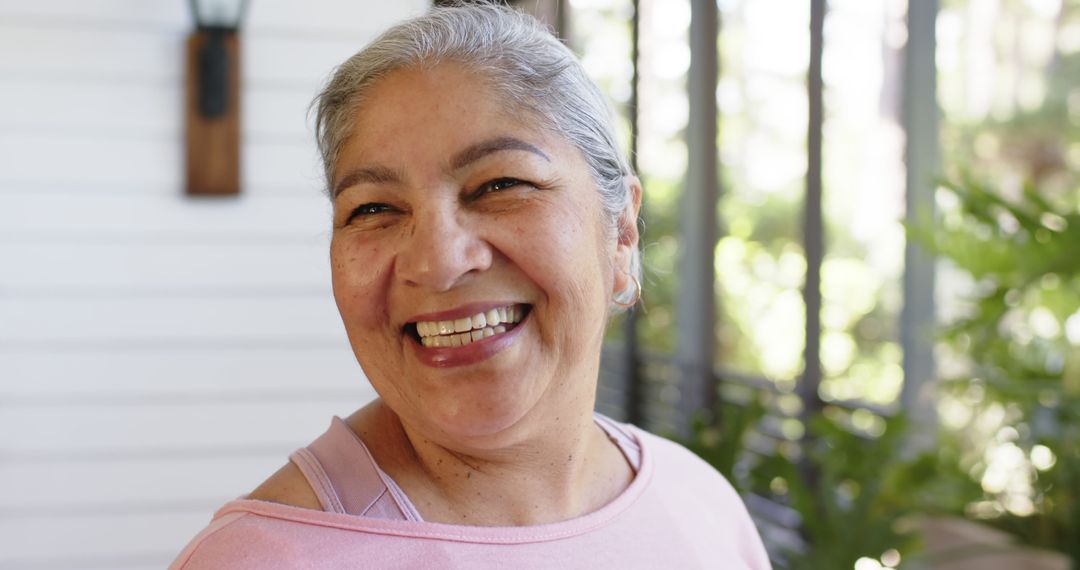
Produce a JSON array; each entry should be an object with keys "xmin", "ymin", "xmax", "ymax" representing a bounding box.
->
[{"xmin": 424, "ymin": 403, "xmax": 534, "ymax": 448}]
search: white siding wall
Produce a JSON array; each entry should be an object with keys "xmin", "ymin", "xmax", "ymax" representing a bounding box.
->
[{"xmin": 0, "ymin": 1, "xmax": 427, "ymax": 567}]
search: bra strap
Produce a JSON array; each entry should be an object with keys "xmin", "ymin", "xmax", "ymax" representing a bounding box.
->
[{"xmin": 291, "ymin": 417, "xmax": 416, "ymax": 520}]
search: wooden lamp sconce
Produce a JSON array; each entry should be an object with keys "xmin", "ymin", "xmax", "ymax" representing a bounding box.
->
[{"xmin": 185, "ymin": 0, "xmax": 249, "ymax": 196}]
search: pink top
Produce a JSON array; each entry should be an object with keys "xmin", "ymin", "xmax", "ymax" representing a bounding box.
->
[{"xmin": 170, "ymin": 415, "xmax": 772, "ymax": 569}]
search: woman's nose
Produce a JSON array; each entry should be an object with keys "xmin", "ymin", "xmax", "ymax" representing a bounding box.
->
[{"xmin": 395, "ymin": 205, "xmax": 492, "ymax": 291}]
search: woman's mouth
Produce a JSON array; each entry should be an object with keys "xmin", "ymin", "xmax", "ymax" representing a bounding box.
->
[{"xmin": 409, "ymin": 304, "xmax": 528, "ymax": 348}]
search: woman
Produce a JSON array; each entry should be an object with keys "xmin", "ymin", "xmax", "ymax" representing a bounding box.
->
[{"xmin": 171, "ymin": 4, "xmax": 770, "ymax": 569}]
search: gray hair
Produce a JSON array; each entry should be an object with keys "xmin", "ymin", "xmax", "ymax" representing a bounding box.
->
[{"xmin": 312, "ymin": 2, "xmax": 641, "ymax": 295}]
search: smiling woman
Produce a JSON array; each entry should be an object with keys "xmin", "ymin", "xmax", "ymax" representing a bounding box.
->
[{"xmin": 169, "ymin": 4, "xmax": 770, "ymax": 569}]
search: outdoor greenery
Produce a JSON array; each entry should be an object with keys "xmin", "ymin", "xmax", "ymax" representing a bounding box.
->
[
  {"xmin": 918, "ymin": 175, "xmax": 1080, "ymax": 564},
  {"xmin": 924, "ymin": 0, "xmax": 1080, "ymax": 560},
  {"xmin": 572, "ymin": 0, "xmax": 1080, "ymax": 567},
  {"xmin": 757, "ymin": 413, "xmax": 920, "ymax": 570},
  {"xmin": 682, "ymin": 0, "xmax": 1080, "ymax": 564},
  {"xmin": 680, "ymin": 394, "xmax": 766, "ymax": 489},
  {"xmin": 681, "ymin": 398, "xmax": 926, "ymax": 569}
]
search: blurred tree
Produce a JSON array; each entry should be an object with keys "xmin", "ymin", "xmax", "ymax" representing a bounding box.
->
[{"xmin": 927, "ymin": 0, "xmax": 1080, "ymax": 562}]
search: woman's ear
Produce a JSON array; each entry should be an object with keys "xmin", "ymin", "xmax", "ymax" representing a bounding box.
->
[{"xmin": 612, "ymin": 176, "xmax": 643, "ymax": 292}]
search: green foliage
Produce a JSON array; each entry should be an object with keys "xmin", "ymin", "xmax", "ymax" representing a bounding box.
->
[
  {"xmin": 753, "ymin": 413, "xmax": 923, "ymax": 570},
  {"xmin": 930, "ymin": 178, "xmax": 1080, "ymax": 285},
  {"xmin": 679, "ymin": 396, "xmax": 767, "ymax": 493},
  {"xmin": 925, "ymin": 10, "xmax": 1080, "ymax": 559},
  {"xmin": 681, "ymin": 399, "xmax": 927, "ymax": 569},
  {"xmin": 914, "ymin": 175, "xmax": 1080, "ymax": 563}
]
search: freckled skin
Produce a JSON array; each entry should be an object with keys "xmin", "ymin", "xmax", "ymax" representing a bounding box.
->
[
  {"xmin": 323, "ymin": 63, "xmax": 641, "ymax": 526},
  {"xmin": 330, "ymin": 65, "xmax": 618, "ymax": 448}
]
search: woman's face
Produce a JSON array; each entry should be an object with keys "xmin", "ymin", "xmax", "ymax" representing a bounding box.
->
[{"xmin": 329, "ymin": 63, "xmax": 637, "ymax": 449}]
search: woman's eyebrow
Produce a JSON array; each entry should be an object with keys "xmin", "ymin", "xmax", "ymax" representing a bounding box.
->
[
  {"xmin": 450, "ymin": 136, "xmax": 550, "ymax": 171},
  {"xmin": 333, "ymin": 137, "xmax": 549, "ymax": 197},
  {"xmin": 333, "ymin": 165, "xmax": 404, "ymax": 198}
]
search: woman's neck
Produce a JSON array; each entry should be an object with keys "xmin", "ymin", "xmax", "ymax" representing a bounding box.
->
[{"xmin": 348, "ymin": 400, "xmax": 633, "ymax": 526}]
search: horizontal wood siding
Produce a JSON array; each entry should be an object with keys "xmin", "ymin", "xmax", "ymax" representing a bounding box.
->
[{"xmin": 0, "ymin": 0, "xmax": 427, "ymax": 566}]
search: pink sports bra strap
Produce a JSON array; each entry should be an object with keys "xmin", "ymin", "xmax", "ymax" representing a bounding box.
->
[
  {"xmin": 594, "ymin": 413, "xmax": 643, "ymax": 472},
  {"xmin": 288, "ymin": 447, "xmax": 346, "ymax": 514},
  {"xmin": 289, "ymin": 417, "xmax": 418, "ymax": 520}
]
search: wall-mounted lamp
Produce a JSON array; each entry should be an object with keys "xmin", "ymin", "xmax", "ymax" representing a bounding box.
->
[{"xmin": 185, "ymin": 0, "xmax": 250, "ymax": 196}]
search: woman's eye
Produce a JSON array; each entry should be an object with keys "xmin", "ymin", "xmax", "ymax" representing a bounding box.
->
[
  {"xmin": 346, "ymin": 203, "xmax": 392, "ymax": 222},
  {"xmin": 476, "ymin": 178, "xmax": 524, "ymax": 196}
]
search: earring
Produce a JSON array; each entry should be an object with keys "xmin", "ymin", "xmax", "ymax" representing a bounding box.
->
[{"xmin": 612, "ymin": 274, "xmax": 642, "ymax": 309}]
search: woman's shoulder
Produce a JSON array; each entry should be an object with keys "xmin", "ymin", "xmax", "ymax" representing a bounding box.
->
[
  {"xmin": 168, "ymin": 505, "xmax": 299, "ymax": 570},
  {"xmin": 170, "ymin": 498, "xmax": 386, "ymax": 570},
  {"xmin": 247, "ymin": 461, "xmax": 323, "ymax": 510},
  {"xmin": 168, "ymin": 462, "xmax": 327, "ymax": 569},
  {"xmin": 630, "ymin": 425, "xmax": 742, "ymax": 498},
  {"xmin": 629, "ymin": 425, "xmax": 772, "ymax": 567},
  {"xmin": 245, "ymin": 405, "xmax": 381, "ymax": 511}
]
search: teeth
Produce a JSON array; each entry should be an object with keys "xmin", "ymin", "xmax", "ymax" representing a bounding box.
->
[
  {"xmin": 454, "ymin": 317, "xmax": 471, "ymax": 333},
  {"xmin": 413, "ymin": 304, "xmax": 526, "ymax": 347}
]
